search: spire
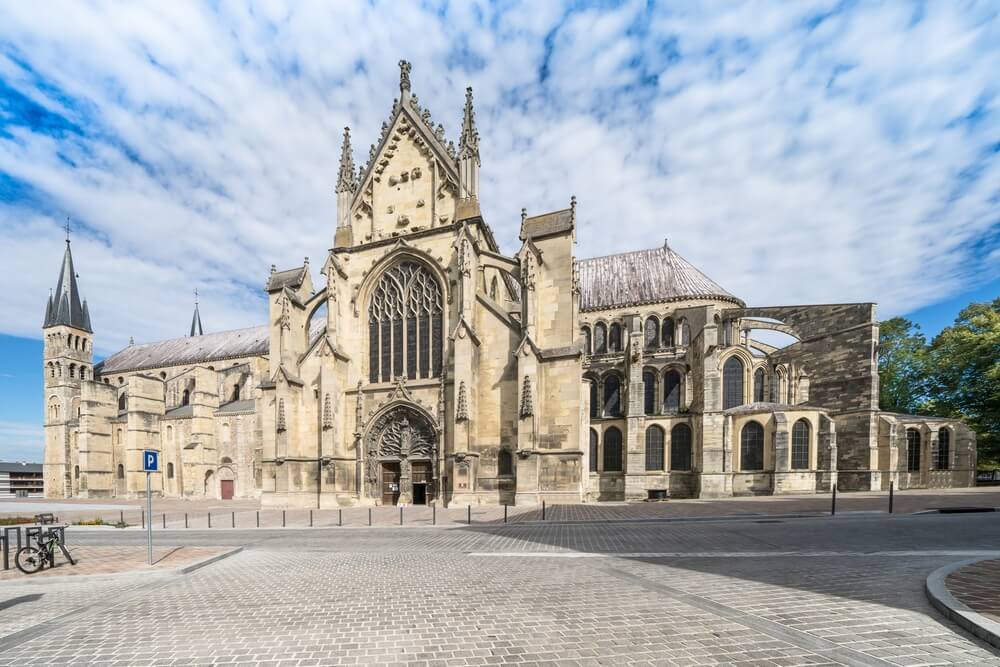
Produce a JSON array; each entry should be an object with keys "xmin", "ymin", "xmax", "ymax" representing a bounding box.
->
[
  {"xmin": 44, "ymin": 226, "xmax": 91, "ymax": 332},
  {"xmin": 190, "ymin": 289, "xmax": 203, "ymax": 337},
  {"xmin": 459, "ymin": 87, "xmax": 480, "ymax": 163},
  {"xmin": 335, "ymin": 127, "xmax": 356, "ymax": 194},
  {"xmin": 398, "ymin": 59, "xmax": 412, "ymax": 96}
]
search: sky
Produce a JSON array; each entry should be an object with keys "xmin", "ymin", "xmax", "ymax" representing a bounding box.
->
[{"xmin": 1, "ymin": 1, "xmax": 998, "ymax": 461}]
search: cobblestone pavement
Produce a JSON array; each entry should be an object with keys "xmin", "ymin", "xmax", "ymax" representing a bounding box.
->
[
  {"xmin": 1, "ymin": 513, "xmax": 999, "ymax": 665},
  {"xmin": 3, "ymin": 487, "xmax": 999, "ymax": 530},
  {"xmin": 0, "ymin": 546, "xmax": 227, "ymax": 581},
  {"xmin": 946, "ymin": 558, "xmax": 1000, "ymax": 623}
]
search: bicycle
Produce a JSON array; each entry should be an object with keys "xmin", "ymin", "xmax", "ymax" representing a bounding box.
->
[{"xmin": 15, "ymin": 528, "xmax": 76, "ymax": 574}]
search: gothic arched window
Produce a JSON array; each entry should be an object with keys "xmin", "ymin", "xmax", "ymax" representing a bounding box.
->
[
  {"xmin": 906, "ymin": 428, "xmax": 921, "ymax": 471},
  {"xmin": 603, "ymin": 374, "xmax": 621, "ymax": 417},
  {"xmin": 490, "ymin": 276, "xmax": 499, "ymax": 300},
  {"xmin": 723, "ymin": 357, "xmax": 744, "ymax": 410},
  {"xmin": 663, "ymin": 370, "xmax": 681, "ymax": 412},
  {"xmin": 791, "ymin": 419, "xmax": 810, "ymax": 470},
  {"xmin": 608, "ymin": 323, "xmax": 622, "ymax": 352},
  {"xmin": 754, "ymin": 367, "xmax": 765, "ymax": 403},
  {"xmin": 368, "ymin": 261, "xmax": 443, "ymax": 383},
  {"xmin": 671, "ymin": 423, "xmax": 692, "ymax": 471},
  {"xmin": 498, "ymin": 449, "xmax": 513, "ymax": 476},
  {"xmin": 603, "ymin": 427, "xmax": 623, "ymax": 471},
  {"xmin": 645, "ymin": 425, "xmax": 665, "ymax": 471},
  {"xmin": 589, "ymin": 428, "xmax": 599, "ymax": 472},
  {"xmin": 594, "ymin": 322, "xmax": 607, "ymax": 354},
  {"xmin": 167, "ymin": 462, "xmax": 175, "ymax": 479},
  {"xmin": 740, "ymin": 421, "xmax": 765, "ymax": 471},
  {"xmin": 643, "ymin": 370, "xmax": 656, "ymax": 415},
  {"xmin": 581, "ymin": 326, "xmax": 592, "ymax": 355},
  {"xmin": 936, "ymin": 428, "xmax": 950, "ymax": 470},
  {"xmin": 589, "ymin": 379, "xmax": 599, "ymax": 419},
  {"xmin": 117, "ymin": 464, "xmax": 124, "ymax": 479},
  {"xmin": 118, "ymin": 394, "xmax": 127, "ymax": 412},
  {"xmin": 662, "ymin": 319, "xmax": 674, "ymax": 346},
  {"xmin": 644, "ymin": 316, "xmax": 659, "ymax": 350},
  {"xmin": 679, "ymin": 319, "xmax": 691, "ymax": 345}
]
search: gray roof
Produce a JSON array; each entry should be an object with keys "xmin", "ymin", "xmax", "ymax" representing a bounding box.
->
[
  {"xmin": 724, "ymin": 402, "xmax": 821, "ymax": 416},
  {"xmin": 99, "ymin": 325, "xmax": 270, "ymax": 374},
  {"xmin": 44, "ymin": 240, "xmax": 92, "ymax": 332},
  {"xmin": 520, "ymin": 208, "xmax": 573, "ymax": 241},
  {"xmin": 164, "ymin": 404, "xmax": 194, "ymax": 419},
  {"xmin": 266, "ymin": 266, "xmax": 307, "ymax": 293},
  {"xmin": 575, "ymin": 244, "xmax": 743, "ymax": 312},
  {"xmin": 0, "ymin": 461, "xmax": 43, "ymax": 473},
  {"xmin": 216, "ymin": 399, "xmax": 256, "ymax": 415}
]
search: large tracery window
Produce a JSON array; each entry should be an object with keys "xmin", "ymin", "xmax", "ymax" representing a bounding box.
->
[
  {"xmin": 723, "ymin": 357, "xmax": 745, "ymax": 410},
  {"xmin": 368, "ymin": 261, "xmax": 443, "ymax": 383}
]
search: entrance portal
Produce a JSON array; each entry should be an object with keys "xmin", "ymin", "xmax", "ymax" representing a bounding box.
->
[
  {"xmin": 381, "ymin": 462, "xmax": 400, "ymax": 505},
  {"xmin": 220, "ymin": 479, "xmax": 234, "ymax": 500},
  {"xmin": 411, "ymin": 460, "xmax": 431, "ymax": 505}
]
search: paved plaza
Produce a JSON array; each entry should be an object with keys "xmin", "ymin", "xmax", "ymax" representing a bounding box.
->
[{"xmin": 0, "ymin": 512, "xmax": 999, "ymax": 665}]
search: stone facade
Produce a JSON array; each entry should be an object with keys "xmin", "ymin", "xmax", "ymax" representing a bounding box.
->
[{"xmin": 43, "ymin": 63, "xmax": 976, "ymax": 505}]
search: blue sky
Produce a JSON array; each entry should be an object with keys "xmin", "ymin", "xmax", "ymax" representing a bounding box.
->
[{"xmin": 1, "ymin": 1, "xmax": 998, "ymax": 460}]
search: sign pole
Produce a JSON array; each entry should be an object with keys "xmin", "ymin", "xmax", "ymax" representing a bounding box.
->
[{"xmin": 146, "ymin": 470, "xmax": 152, "ymax": 564}]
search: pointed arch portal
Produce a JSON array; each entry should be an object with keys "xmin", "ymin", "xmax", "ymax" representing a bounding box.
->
[{"xmin": 363, "ymin": 403, "xmax": 438, "ymax": 505}]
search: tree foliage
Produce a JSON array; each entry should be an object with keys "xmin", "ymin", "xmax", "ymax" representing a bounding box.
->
[{"xmin": 877, "ymin": 317, "xmax": 929, "ymax": 414}]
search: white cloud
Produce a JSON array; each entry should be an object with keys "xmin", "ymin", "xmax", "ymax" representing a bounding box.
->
[
  {"xmin": 0, "ymin": 421, "xmax": 43, "ymax": 461},
  {"xmin": 0, "ymin": 1, "xmax": 997, "ymax": 355}
]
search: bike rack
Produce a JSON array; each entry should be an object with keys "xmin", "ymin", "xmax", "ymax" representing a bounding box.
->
[{"xmin": 1, "ymin": 524, "xmax": 75, "ymax": 571}]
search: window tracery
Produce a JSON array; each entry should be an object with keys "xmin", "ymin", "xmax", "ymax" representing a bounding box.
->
[{"xmin": 368, "ymin": 261, "xmax": 443, "ymax": 382}]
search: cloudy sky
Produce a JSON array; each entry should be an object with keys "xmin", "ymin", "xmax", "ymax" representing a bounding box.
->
[{"xmin": 1, "ymin": 1, "xmax": 998, "ymax": 459}]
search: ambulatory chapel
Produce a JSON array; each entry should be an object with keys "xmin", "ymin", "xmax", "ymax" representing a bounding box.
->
[{"xmin": 42, "ymin": 63, "xmax": 976, "ymax": 507}]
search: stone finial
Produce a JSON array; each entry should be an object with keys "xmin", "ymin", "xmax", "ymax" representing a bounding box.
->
[
  {"xmin": 570, "ymin": 195, "xmax": 577, "ymax": 221},
  {"xmin": 399, "ymin": 60, "xmax": 412, "ymax": 93},
  {"xmin": 322, "ymin": 393, "xmax": 332, "ymax": 430},
  {"xmin": 456, "ymin": 381, "xmax": 469, "ymax": 421},
  {"xmin": 519, "ymin": 376, "xmax": 533, "ymax": 418},
  {"xmin": 270, "ymin": 264, "xmax": 276, "ymax": 274},
  {"xmin": 459, "ymin": 86, "xmax": 480, "ymax": 161},
  {"xmin": 336, "ymin": 127, "xmax": 356, "ymax": 194},
  {"xmin": 128, "ymin": 336, "xmax": 134, "ymax": 346},
  {"xmin": 277, "ymin": 398, "xmax": 286, "ymax": 432},
  {"xmin": 521, "ymin": 208, "xmax": 527, "ymax": 224}
]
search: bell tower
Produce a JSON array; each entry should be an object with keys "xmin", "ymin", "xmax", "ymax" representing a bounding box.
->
[{"xmin": 42, "ymin": 228, "xmax": 93, "ymax": 498}]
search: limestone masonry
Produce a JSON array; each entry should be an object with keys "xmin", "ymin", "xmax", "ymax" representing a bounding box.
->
[{"xmin": 43, "ymin": 63, "xmax": 975, "ymax": 506}]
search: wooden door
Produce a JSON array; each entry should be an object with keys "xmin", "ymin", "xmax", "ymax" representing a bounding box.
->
[
  {"xmin": 381, "ymin": 462, "xmax": 400, "ymax": 505},
  {"xmin": 411, "ymin": 461, "xmax": 431, "ymax": 504},
  {"xmin": 220, "ymin": 479, "xmax": 234, "ymax": 500}
]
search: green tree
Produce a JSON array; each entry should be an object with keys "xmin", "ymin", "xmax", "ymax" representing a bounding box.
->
[
  {"xmin": 926, "ymin": 298, "xmax": 1000, "ymax": 467},
  {"xmin": 877, "ymin": 317, "xmax": 930, "ymax": 414}
]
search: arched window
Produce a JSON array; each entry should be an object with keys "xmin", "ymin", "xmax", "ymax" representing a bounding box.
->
[
  {"xmin": 232, "ymin": 384, "xmax": 241, "ymax": 402},
  {"xmin": 594, "ymin": 322, "xmax": 607, "ymax": 354},
  {"xmin": 181, "ymin": 389, "xmax": 190, "ymax": 406},
  {"xmin": 936, "ymin": 428, "xmax": 950, "ymax": 470},
  {"xmin": 645, "ymin": 425, "xmax": 665, "ymax": 471},
  {"xmin": 368, "ymin": 261, "xmax": 443, "ymax": 383},
  {"xmin": 723, "ymin": 357, "xmax": 744, "ymax": 410},
  {"xmin": 581, "ymin": 326, "xmax": 592, "ymax": 355},
  {"xmin": 671, "ymin": 423, "xmax": 692, "ymax": 471},
  {"xmin": 117, "ymin": 464, "xmax": 124, "ymax": 479},
  {"xmin": 663, "ymin": 370, "xmax": 681, "ymax": 412},
  {"xmin": 118, "ymin": 394, "xmax": 127, "ymax": 412},
  {"xmin": 753, "ymin": 368, "xmax": 765, "ymax": 403},
  {"xmin": 906, "ymin": 428, "xmax": 921, "ymax": 471},
  {"xmin": 69, "ymin": 363, "xmax": 76, "ymax": 379},
  {"xmin": 603, "ymin": 375, "xmax": 621, "ymax": 417},
  {"xmin": 644, "ymin": 316, "xmax": 659, "ymax": 350},
  {"xmin": 791, "ymin": 419, "xmax": 810, "ymax": 470},
  {"xmin": 643, "ymin": 371, "xmax": 656, "ymax": 415},
  {"xmin": 490, "ymin": 276, "xmax": 499, "ymax": 300},
  {"xmin": 221, "ymin": 456, "xmax": 233, "ymax": 464},
  {"xmin": 679, "ymin": 319, "xmax": 691, "ymax": 345},
  {"xmin": 167, "ymin": 462, "xmax": 174, "ymax": 479},
  {"xmin": 588, "ymin": 380, "xmax": 599, "ymax": 419},
  {"xmin": 589, "ymin": 429, "xmax": 599, "ymax": 472},
  {"xmin": 603, "ymin": 427, "xmax": 623, "ymax": 472},
  {"xmin": 498, "ymin": 449, "xmax": 513, "ymax": 476},
  {"xmin": 662, "ymin": 319, "xmax": 675, "ymax": 347},
  {"xmin": 47, "ymin": 362, "xmax": 55, "ymax": 378},
  {"xmin": 608, "ymin": 323, "xmax": 622, "ymax": 352},
  {"xmin": 740, "ymin": 422, "xmax": 765, "ymax": 471},
  {"xmin": 74, "ymin": 465, "xmax": 80, "ymax": 479}
]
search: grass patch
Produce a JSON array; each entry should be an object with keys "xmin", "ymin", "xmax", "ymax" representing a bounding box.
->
[{"xmin": 0, "ymin": 517, "xmax": 34, "ymax": 526}]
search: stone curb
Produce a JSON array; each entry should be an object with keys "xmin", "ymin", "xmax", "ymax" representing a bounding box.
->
[
  {"xmin": 925, "ymin": 557, "xmax": 1000, "ymax": 650},
  {"xmin": 177, "ymin": 546, "xmax": 243, "ymax": 574}
]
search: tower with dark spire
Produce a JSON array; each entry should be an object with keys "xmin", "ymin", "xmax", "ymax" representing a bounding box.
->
[
  {"xmin": 190, "ymin": 289, "xmax": 204, "ymax": 336},
  {"xmin": 42, "ymin": 225, "xmax": 94, "ymax": 498}
]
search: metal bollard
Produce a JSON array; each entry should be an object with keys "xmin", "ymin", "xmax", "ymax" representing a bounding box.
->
[
  {"xmin": 256, "ymin": 511, "xmax": 260, "ymax": 528},
  {"xmin": 162, "ymin": 514, "xmax": 166, "ymax": 529},
  {"xmin": 542, "ymin": 500, "xmax": 546, "ymax": 521},
  {"xmin": 282, "ymin": 510, "xmax": 286, "ymax": 528},
  {"xmin": 432, "ymin": 504, "xmax": 436, "ymax": 525},
  {"xmin": 368, "ymin": 507, "xmax": 372, "ymax": 526},
  {"xmin": 120, "ymin": 510, "xmax": 124, "ymax": 525},
  {"xmin": 141, "ymin": 510, "xmax": 145, "ymax": 529},
  {"xmin": 185, "ymin": 513, "xmax": 188, "ymax": 529},
  {"xmin": 338, "ymin": 509, "xmax": 342, "ymax": 527},
  {"xmin": 831, "ymin": 485, "xmax": 837, "ymax": 516},
  {"xmin": 467, "ymin": 505, "xmax": 472, "ymax": 525},
  {"xmin": 208, "ymin": 512, "xmax": 212, "ymax": 528},
  {"xmin": 310, "ymin": 510, "xmax": 313, "ymax": 528},
  {"xmin": 232, "ymin": 511, "xmax": 235, "ymax": 528},
  {"xmin": 889, "ymin": 481, "xmax": 894, "ymax": 514},
  {"xmin": 400, "ymin": 506, "xmax": 403, "ymax": 526},
  {"xmin": 504, "ymin": 504, "xmax": 508, "ymax": 524}
]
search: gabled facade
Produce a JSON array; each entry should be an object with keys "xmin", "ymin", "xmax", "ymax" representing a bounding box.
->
[{"xmin": 44, "ymin": 62, "xmax": 975, "ymax": 505}]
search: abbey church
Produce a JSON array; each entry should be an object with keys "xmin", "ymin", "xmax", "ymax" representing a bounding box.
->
[{"xmin": 43, "ymin": 62, "xmax": 976, "ymax": 507}]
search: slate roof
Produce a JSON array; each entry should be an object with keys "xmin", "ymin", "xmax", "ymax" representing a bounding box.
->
[
  {"xmin": 0, "ymin": 461, "xmax": 43, "ymax": 473},
  {"xmin": 520, "ymin": 208, "xmax": 573, "ymax": 241},
  {"xmin": 266, "ymin": 266, "xmax": 308, "ymax": 293},
  {"xmin": 723, "ymin": 402, "xmax": 822, "ymax": 416},
  {"xmin": 216, "ymin": 399, "xmax": 256, "ymax": 415},
  {"xmin": 576, "ymin": 244, "xmax": 743, "ymax": 312},
  {"xmin": 44, "ymin": 240, "xmax": 92, "ymax": 332}
]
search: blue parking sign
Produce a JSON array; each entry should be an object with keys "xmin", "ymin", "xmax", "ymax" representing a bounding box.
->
[{"xmin": 143, "ymin": 450, "xmax": 159, "ymax": 472}]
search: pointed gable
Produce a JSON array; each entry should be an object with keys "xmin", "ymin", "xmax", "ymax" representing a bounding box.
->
[{"xmin": 45, "ymin": 239, "xmax": 91, "ymax": 332}]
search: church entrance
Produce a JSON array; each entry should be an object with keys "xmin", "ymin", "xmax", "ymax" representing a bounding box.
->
[
  {"xmin": 381, "ymin": 462, "xmax": 400, "ymax": 505},
  {"xmin": 411, "ymin": 461, "xmax": 431, "ymax": 505}
]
